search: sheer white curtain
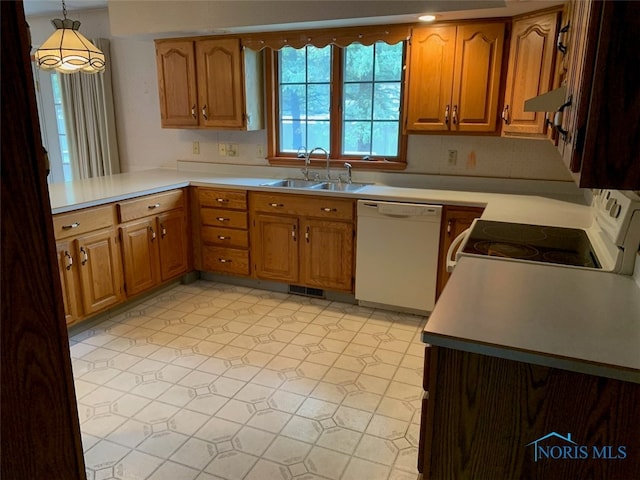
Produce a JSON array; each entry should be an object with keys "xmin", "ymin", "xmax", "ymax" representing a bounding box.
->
[{"xmin": 60, "ymin": 38, "xmax": 120, "ymax": 179}]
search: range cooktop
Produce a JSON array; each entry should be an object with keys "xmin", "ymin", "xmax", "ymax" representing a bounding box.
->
[{"xmin": 462, "ymin": 220, "xmax": 602, "ymax": 269}]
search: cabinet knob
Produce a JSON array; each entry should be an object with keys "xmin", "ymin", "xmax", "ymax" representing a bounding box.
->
[
  {"xmin": 148, "ymin": 203, "xmax": 161, "ymax": 209},
  {"xmin": 62, "ymin": 222, "xmax": 80, "ymax": 230}
]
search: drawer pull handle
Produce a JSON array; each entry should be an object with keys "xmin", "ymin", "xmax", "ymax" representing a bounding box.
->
[
  {"xmin": 148, "ymin": 203, "xmax": 161, "ymax": 209},
  {"xmin": 149, "ymin": 227, "xmax": 156, "ymax": 240},
  {"xmin": 218, "ymin": 235, "xmax": 229, "ymax": 240},
  {"xmin": 269, "ymin": 203, "xmax": 284, "ymax": 208},
  {"xmin": 216, "ymin": 198, "xmax": 229, "ymax": 203},
  {"xmin": 218, "ymin": 258, "xmax": 232, "ymax": 263},
  {"xmin": 64, "ymin": 251, "xmax": 73, "ymax": 271},
  {"xmin": 292, "ymin": 225, "xmax": 297, "ymax": 241},
  {"xmin": 321, "ymin": 207, "xmax": 337, "ymax": 212},
  {"xmin": 80, "ymin": 247, "xmax": 88, "ymax": 266},
  {"xmin": 161, "ymin": 224, "xmax": 167, "ymax": 239},
  {"xmin": 202, "ymin": 105, "xmax": 208, "ymax": 120},
  {"xmin": 62, "ymin": 222, "xmax": 80, "ymax": 230},
  {"xmin": 191, "ymin": 105, "xmax": 196, "ymax": 119},
  {"xmin": 305, "ymin": 225, "xmax": 310, "ymax": 243},
  {"xmin": 217, "ymin": 217, "xmax": 229, "ymax": 222}
]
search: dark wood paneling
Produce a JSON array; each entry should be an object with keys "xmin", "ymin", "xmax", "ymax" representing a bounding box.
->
[
  {"xmin": 426, "ymin": 348, "xmax": 640, "ymax": 480},
  {"xmin": 580, "ymin": 1, "xmax": 640, "ymax": 188},
  {"xmin": 1, "ymin": 2, "xmax": 86, "ymax": 478}
]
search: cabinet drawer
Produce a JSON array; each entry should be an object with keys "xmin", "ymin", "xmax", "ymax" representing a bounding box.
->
[
  {"xmin": 202, "ymin": 246, "xmax": 250, "ymax": 275},
  {"xmin": 53, "ymin": 204, "xmax": 115, "ymax": 240},
  {"xmin": 199, "ymin": 189, "xmax": 247, "ymax": 210},
  {"xmin": 117, "ymin": 189, "xmax": 184, "ymax": 223},
  {"xmin": 202, "ymin": 226, "xmax": 249, "ymax": 248},
  {"xmin": 250, "ymin": 192, "xmax": 354, "ymax": 220},
  {"xmin": 200, "ymin": 208, "xmax": 248, "ymax": 229}
]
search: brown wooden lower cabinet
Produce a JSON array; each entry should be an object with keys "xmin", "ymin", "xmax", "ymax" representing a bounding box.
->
[
  {"xmin": 419, "ymin": 346, "xmax": 640, "ymax": 479},
  {"xmin": 436, "ymin": 206, "xmax": 484, "ymax": 299},
  {"xmin": 249, "ymin": 193, "xmax": 356, "ymax": 292}
]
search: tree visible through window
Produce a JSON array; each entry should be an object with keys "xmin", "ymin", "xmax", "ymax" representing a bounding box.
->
[{"xmin": 275, "ymin": 40, "xmax": 405, "ymax": 164}]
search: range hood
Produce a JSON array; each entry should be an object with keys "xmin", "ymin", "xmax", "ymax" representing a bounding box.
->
[{"xmin": 524, "ymin": 85, "xmax": 567, "ymax": 112}]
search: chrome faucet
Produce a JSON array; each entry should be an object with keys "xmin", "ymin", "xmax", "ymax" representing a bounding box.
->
[
  {"xmin": 306, "ymin": 147, "xmax": 330, "ymax": 181},
  {"xmin": 343, "ymin": 162, "xmax": 352, "ymax": 184}
]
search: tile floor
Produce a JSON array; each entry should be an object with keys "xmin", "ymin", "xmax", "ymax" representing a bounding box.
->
[{"xmin": 70, "ymin": 280, "xmax": 427, "ymax": 480}]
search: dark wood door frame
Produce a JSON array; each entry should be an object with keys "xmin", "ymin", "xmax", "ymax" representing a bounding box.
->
[{"xmin": 1, "ymin": 1, "xmax": 86, "ymax": 478}]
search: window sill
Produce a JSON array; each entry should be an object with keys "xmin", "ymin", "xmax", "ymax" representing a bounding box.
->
[{"xmin": 268, "ymin": 157, "xmax": 407, "ymax": 171}]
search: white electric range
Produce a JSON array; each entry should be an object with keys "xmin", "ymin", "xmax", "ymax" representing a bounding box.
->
[{"xmin": 448, "ymin": 189, "xmax": 640, "ymax": 275}]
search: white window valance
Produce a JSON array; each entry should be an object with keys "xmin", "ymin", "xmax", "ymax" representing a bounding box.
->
[{"xmin": 241, "ymin": 24, "xmax": 410, "ymax": 51}]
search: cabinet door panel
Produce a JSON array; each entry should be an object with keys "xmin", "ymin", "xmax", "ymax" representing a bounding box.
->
[
  {"xmin": 436, "ymin": 206, "xmax": 484, "ymax": 299},
  {"xmin": 300, "ymin": 219, "xmax": 353, "ymax": 292},
  {"xmin": 452, "ymin": 23, "xmax": 505, "ymax": 132},
  {"xmin": 156, "ymin": 40, "xmax": 198, "ymax": 127},
  {"xmin": 56, "ymin": 240, "xmax": 81, "ymax": 325},
  {"xmin": 503, "ymin": 12, "xmax": 559, "ymax": 136},
  {"xmin": 252, "ymin": 214, "xmax": 299, "ymax": 283},
  {"xmin": 157, "ymin": 211, "xmax": 189, "ymax": 281},
  {"xmin": 76, "ymin": 229, "xmax": 123, "ymax": 315},
  {"xmin": 406, "ymin": 26, "xmax": 456, "ymax": 132},
  {"xmin": 196, "ymin": 38, "xmax": 244, "ymax": 128},
  {"xmin": 120, "ymin": 219, "xmax": 159, "ymax": 296}
]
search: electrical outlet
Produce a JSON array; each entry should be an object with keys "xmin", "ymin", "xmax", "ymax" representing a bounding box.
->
[
  {"xmin": 447, "ymin": 149, "xmax": 458, "ymax": 165},
  {"xmin": 257, "ymin": 145, "xmax": 265, "ymax": 158},
  {"xmin": 218, "ymin": 143, "xmax": 227, "ymax": 156},
  {"xmin": 227, "ymin": 144, "xmax": 238, "ymax": 157},
  {"xmin": 192, "ymin": 141, "xmax": 200, "ymax": 155}
]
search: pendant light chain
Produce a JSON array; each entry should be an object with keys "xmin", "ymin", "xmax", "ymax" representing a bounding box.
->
[{"xmin": 62, "ymin": 0, "xmax": 67, "ymax": 20}]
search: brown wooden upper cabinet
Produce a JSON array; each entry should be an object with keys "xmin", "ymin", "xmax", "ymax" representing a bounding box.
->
[
  {"xmin": 155, "ymin": 37, "xmax": 263, "ymax": 130},
  {"xmin": 405, "ymin": 21, "xmax": 506, "ymax": 134},
  {"xmin": 501, "ymin": 9, "xmax": 561, "ymax": 137}
]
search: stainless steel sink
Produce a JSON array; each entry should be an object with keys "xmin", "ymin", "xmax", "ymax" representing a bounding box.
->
[
  {"xmin": 260, "ymin": 179, "xmax": 323, "ymax": 188},
  {"xmin": 310, "ymin": 182, "xmax": 369, "ymax": 192}
]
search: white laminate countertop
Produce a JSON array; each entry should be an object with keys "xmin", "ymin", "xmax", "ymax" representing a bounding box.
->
[
  {"xmin": 422, "ymin": 256, "xmax": 640, "ymax": 383},
  {"xmin": 47, "ymin": 168, "xmax": 639, "ymax": 382}
]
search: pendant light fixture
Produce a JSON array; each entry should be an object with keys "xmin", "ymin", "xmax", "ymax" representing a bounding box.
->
[{"xmin": 34, "ymin": 0, "xmax": 105, "ymax": 74}]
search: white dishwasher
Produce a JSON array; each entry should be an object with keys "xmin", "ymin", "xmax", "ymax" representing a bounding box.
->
[{"xmin": 355, "ymin": 200, "xmax": 442, "ymax": 313}]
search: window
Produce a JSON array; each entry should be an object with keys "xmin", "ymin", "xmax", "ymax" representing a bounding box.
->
[
  {"xmin": 32, "ymin": 65, "xmax": 73, "ymax": 183},
  {"xmin": 51, "ymin": 73, "xmax": 73, "ymax": 182},
  {"xmin": 267, "ymin": 37, "xmax": 407, "ymax": 168}
]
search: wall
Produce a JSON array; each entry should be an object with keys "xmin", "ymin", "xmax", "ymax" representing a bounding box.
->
[{"xmin": 27, "ymin": 8, "xmax": 573, "ymax": 182}]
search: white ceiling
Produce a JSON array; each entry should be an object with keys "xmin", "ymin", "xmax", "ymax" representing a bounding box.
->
[{"xmin": 23, "ymin": 0, "xmax": 108, "ymax": 16}]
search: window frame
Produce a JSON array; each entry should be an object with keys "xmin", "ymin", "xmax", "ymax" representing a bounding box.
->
[{"xmin": 265, "ymin": 42, "xmax": 408, "ymax": 170}]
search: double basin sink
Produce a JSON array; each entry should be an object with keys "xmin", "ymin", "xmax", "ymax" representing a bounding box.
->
[{"xmin": 260, "ymin": 179, "xmax": 369, "ymax": 192}]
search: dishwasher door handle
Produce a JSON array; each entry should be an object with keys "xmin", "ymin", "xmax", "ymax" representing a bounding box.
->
[{"xmin": 446, "ymin": 228, "xmax": 470, "ymax": 273}]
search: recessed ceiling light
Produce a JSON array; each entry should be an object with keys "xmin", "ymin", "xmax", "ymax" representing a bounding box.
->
[{"xmin": 418, "ymin": 14, "xmax": 437, "ymax": 22}]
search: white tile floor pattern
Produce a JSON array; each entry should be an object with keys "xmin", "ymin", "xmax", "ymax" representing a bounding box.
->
[{"xmin": 70, "ymin": 280, "xmax": 427, "ymax": 480}]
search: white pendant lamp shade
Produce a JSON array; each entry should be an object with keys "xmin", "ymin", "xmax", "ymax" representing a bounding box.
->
[{"xmin": 35, "ymin": 17, "xmax": 105, "ymax": 74}]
